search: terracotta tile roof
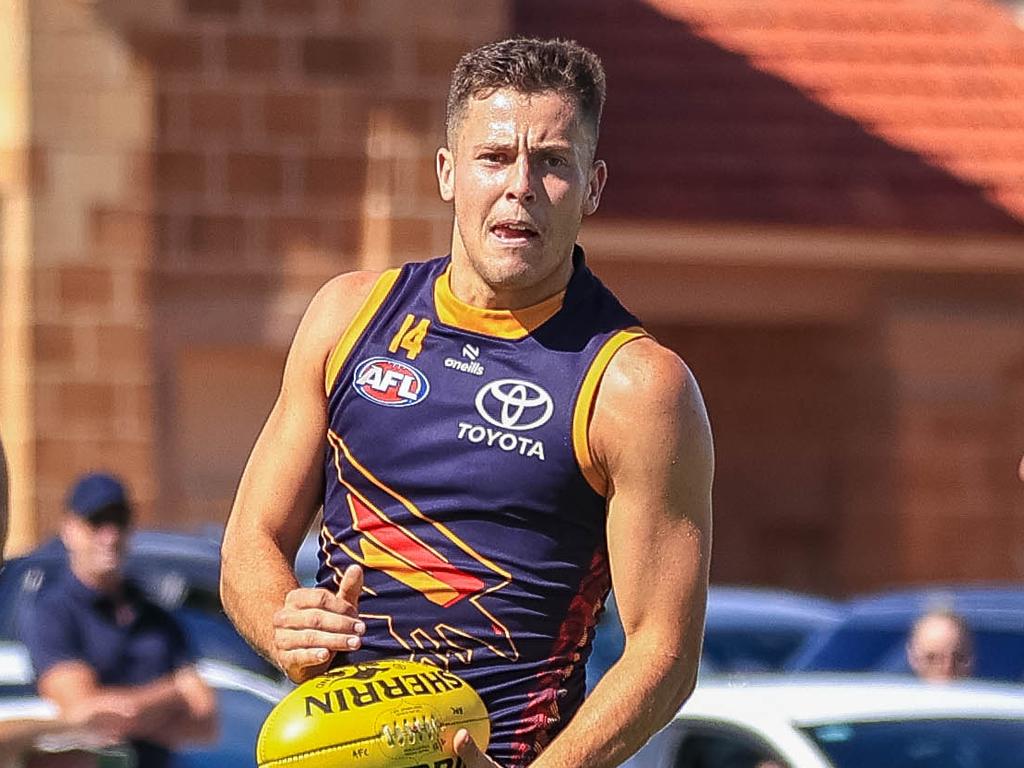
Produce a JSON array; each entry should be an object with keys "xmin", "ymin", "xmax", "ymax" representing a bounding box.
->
[{"xmin": 515, "ymin": 0, "xmax": 1024, "ymax": 232}]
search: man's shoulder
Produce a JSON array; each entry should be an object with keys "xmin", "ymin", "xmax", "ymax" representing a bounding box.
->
[
  {"xmin": 32, "ymin": 572, "xmax": 81, "ymax": 610},
  {"xmin": 590, "ymin": 335, "xmax": 708, "ymax": 457},
  {"xmin": 292, "ymin": 270, "xmax": 391, "ymax": 374},
  {"xmin": 599, "ymin": 336, "xmax": 692, "ymax": 411},
  {"xmin": 310, "ymin": 270, "xmax": 387, "ymax": 320}
]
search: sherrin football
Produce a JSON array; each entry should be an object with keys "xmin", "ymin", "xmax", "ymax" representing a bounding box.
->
[{"xmin": 257, "ymin": 659, "xmax": 490, "ymax": 768}]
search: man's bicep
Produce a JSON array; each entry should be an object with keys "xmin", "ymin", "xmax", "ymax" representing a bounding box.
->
[{"xmin": 596, "ymin": 343, "xmax": 713, "ymax": 655}]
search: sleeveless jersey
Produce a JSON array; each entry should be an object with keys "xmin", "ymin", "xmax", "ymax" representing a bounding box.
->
[{"xmin": 318, "ymin": 248, "xmax": 644, "ymax": 767}]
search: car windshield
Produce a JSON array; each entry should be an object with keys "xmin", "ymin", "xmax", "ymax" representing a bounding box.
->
[
  {"xmin": 702, "ymin": 628, "xmax": 813, "ymax": 672},
  {"xmin": 802, "ymin": 718, "xmax": 1024, "ymax": 768},
  {"xmin": 796, "ymin": 626, "xmax": 1024, "ymax": 681}
]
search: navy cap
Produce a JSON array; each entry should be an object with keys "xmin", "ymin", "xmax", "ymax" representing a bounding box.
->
[{"xmin": 66, "ymin": 472, "xmax": 132, "ymax": 521}]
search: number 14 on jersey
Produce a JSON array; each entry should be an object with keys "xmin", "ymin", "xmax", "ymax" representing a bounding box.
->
[{"xmin": 389, "ymin": 314, "xmax": 431, "ymax": 361}]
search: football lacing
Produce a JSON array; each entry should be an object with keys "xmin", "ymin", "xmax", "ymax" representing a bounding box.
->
[{"xmin": 381, "ymin": 715, "xmax": 441, "ymax": 748}]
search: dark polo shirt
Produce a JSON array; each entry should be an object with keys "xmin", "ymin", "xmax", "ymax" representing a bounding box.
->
[{"xmin": 21, "ymin": 571, "xmax": 194, "ymax": 768}]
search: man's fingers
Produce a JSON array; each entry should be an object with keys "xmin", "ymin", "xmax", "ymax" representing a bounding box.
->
[
  {"xmin": 339, "ymin": 564, "xmax": 364, "ymax": 608},
  {"xmin": 283, "ymin": 586, "xmax": 357, "ymax": 613},
  {"xmin": 273, "ymin": 607, "xmax": 365, "ymax": 636},
  {"xmin": 275, "ymin": 627, "xmax": 363, "ymax": 652}
]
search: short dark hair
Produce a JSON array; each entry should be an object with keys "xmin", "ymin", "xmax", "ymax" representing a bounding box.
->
[{"xmin": 445, "ymin": 37, "xmax": 606, "ymax": 150}]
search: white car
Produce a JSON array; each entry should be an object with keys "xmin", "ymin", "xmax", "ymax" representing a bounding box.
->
[
  {"xmin": 0, "ymin": 641, "xmax": 291, "ymax": 765},
  {"xmin": 623, "ymin": 674, "xmax": 1024, "ymax": 768}
]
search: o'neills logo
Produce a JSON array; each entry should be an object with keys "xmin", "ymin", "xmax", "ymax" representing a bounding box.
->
[
  {"xmin": 303, "ymin": 669, "xmax": 465, "ymax": 717},
  {"xmin": 444, "ymin": 357, "xmax": 484, "ymax": 376}
]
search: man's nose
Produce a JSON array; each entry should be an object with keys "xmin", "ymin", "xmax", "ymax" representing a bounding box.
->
[{"xmin": 505, "ymin": 156, "xmax": 536, "ymax": 204}]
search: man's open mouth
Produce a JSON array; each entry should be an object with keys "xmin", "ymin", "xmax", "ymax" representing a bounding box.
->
[{"xmin": 490, "ymin": 221, "xmax": 539, "ymax": 241}]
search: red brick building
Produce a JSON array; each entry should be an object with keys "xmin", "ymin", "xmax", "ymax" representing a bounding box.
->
[{"xmin": 1, "ymin": 0, "xmax": 1022, "ymax": 595}]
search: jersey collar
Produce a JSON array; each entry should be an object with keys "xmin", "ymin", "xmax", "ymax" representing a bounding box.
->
[{"xmin": 433, "ymin": 247, "xmax": 585, "ymax": 339}]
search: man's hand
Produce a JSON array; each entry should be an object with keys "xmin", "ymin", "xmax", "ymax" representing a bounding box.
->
[
  {"xmin": 271, "ymin": 564, "xmax": 364, "ymax": 682},
  {"xmin": 65, "ymin": 695, "xmax": 138, "ymax": 744},
  {"xmin": 453, "ymin": 729, "xmax": 502, "ymax": 768}
]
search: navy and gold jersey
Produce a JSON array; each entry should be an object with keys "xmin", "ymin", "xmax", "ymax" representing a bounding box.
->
[{"xmin": 317, "ymin": 248, "xmax": 644, "ymax": 767}]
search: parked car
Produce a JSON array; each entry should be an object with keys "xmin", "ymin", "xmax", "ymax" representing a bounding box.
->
[
  {"xmin": 0, "ymin": 531, "xmax": 278, "ymax": 680},
  {"xmin": 789, "ymin": 585, "xmax": 1024, "ymax": 682},
  {"xmin": 623, "ymin": 674, "xmax": 1024, "ymax": 768},
  {"xmin": 586, "ymin": 586, "xmax": 842, "ymax": 689},
  {"xmin": 0, "ymin": 640, "xmax": 290, "ymax": 767}
]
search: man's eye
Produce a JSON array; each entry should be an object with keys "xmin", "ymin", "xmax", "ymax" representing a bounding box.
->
[
  {"xmin": 545, "ymin": 156, "xmax": 568, "ymax": 168},
  {"xmin": 480, "ymin": 153, "xmax": 506, "ymax": 164}
]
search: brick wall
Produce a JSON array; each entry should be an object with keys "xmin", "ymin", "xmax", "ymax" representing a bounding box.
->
[
  {"xmin": 127, "ymin": 0, "xmax": 509, "ymax": 528},
  {"xmin": 640, "ymin": 269, "xmax": 1024, "ymax": 595},
  {"xmin": 13, "ymin": 0, "xmax": 158, "ymax": 545},
  {"xmin": 3, "ymin": 0, "xmax": 1022, "ymax": 594},
  {"xmin": 1, "ymin": 0, "xmax": 510, "ymax": 549}
]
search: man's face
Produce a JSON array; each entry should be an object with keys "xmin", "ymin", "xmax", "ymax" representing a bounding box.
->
[
  {"xmin": 62, "ymin": 509, "xmax": 130, "ymax": 587},
  {"xmin": 436, "ymin": 88, "xmax": 606, "ymax": 299},
  {"xmin": 907, "ymin": 616, "xmax": 973, "ymax": 682}
]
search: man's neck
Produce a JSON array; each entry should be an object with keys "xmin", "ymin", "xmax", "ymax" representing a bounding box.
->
[
  {"xmin": 71, "ymin": 562, "xmax": 123, "ymax": 595},
  {"xmin": 448, "ymin": 239, "xmax": 575, "ymax": 310}
]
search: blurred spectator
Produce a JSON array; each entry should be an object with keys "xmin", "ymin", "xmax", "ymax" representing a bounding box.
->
[
  {"xmin": 905, "ymin": 608, "xmax": 974, "ymax": 683},
  {"xmin": 18, "ymin": 473, "xmax": 217, "ymax": 767}
]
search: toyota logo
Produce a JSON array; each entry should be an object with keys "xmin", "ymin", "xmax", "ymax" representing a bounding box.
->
[{"xmin": 475, "ymin": 379, "xmax": 554, "ymax": 432}]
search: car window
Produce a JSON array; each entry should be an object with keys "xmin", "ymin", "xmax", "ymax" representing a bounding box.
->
[
  {"xmin": 702, "ymin": 629, "xmax": 813, "ymax": 672},
  {"xmin": 672, "ymin": 725, "xmax": 788, "ymax": 768},
  {"xmin": 803, "ymin": 718, "xmax": 1024, "ymax": 768},
  {"xmin": 795, "ymin": 625, "xmax": 1024, "ymax": 682}
]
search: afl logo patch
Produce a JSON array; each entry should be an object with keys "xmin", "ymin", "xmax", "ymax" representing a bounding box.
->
[{"xmin": 352, "ymin": 357, "xmax": 430, "ymax": 407}]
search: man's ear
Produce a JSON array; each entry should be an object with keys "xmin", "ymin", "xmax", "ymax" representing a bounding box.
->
[
  {"xmin": 59, "ymin": 516, "xmax": 80, "ymax": 550},
  {"xmin": 436, "ymin": 147, "xmax": 455, "ymax": 202},
  {"xmin": 583, "ymin": 159, "xmax": 607, "ymax": 217}
]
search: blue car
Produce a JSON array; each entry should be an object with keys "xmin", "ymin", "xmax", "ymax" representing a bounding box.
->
[
  {"xmin": 789, "ymin": 584, "xmax": 1024, "ymax": 682},
  {"xmin": 587, "ymin": 586, "xmax": 842, "ymax": 689},
  {"xmin": 0, "ymin": 531, "xmax": 278, "ymax": 681}
]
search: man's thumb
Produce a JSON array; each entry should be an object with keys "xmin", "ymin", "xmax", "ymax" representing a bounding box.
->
[
  {"xmin": 340, "ymin": 564, "xmax": 363, "ymax": 608},
  {"xmin": 452, "ymin": 729, "xmax": 485, "ymax": 765}
]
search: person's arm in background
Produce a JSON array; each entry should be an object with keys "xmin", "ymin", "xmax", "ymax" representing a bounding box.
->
[
  {"xmin": 457, "ymin": 338, "xmax": 713, "ymax": 768},
  {"xmin": 37, "ymin": 663, "xmax": 216, "ymax": 748},
  {"xmin": 1, "ymin": 430, "xmax": 9, "ymax": 568},
  {"xmin": 221, "ymin": 272, "xmax": 378, "ymax": 683}
]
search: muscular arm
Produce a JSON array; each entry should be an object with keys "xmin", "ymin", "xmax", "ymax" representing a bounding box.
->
[
  {"xmin": 38, "ymin": 662, "xmax": 216, "ymax": 748},
  {"xmin": 545, "ymin": 340, "xmax": 711, "ymax": 766},
  {"xmin": 220, "ymin": 271, "xmax": 377, "ymax": 681},
  {"xmin": 458, "ymin": 338, "xmax": 713, "ymax": 768}
]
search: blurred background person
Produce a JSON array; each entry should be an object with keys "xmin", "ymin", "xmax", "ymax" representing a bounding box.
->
[
  {"xmin": 18, "ymin": 473, "xmax": 217, "ymax": 767},
  {"xmin": 906, "ymin": 608, "xmax": 975, "ymax": 683}
]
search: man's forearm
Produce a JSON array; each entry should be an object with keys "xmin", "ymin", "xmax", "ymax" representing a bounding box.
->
[
  {"xmin": 102, "ymin": 675, "xmax": 187, "ymax": 734},
  {"xmin": 102, "ymin": 675, "xmax": 216, "ymax": 745},
  {"xmin": 531, "ymin": 643, "xmax": 697, "ymax": 768},
  {"xmin": 132, "ymin": 705, "xmax": 217, "ymax": 747},
  {"xmin": 220, "ymin": 526, "xmax": 302, "ymax": 665}
]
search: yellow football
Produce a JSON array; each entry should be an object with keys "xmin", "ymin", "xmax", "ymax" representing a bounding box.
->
[{"xmin": 256, "ymin": 659, "xmax": 490, "ymax": 768}]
